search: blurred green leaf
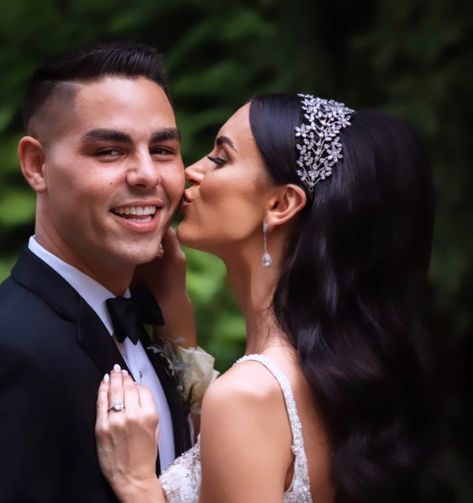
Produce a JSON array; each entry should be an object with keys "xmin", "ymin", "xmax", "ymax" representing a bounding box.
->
[
  {"xmin": 0, "ymin": 189, "xmax": 35, "ymax": 226},
  {"xmin": 0, "ymin": 105, "xmax": 15, "ymax": 132}
]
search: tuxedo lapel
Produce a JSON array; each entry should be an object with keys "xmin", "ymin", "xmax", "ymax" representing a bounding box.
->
[
  {"xmin": 12, "ymin": 247, "xmax": 79, "ymax": 321},
  {"xmin": 12, "ymin": 247, "xmax": 129, "ymax": 376},
  {"xmin": 140, "ymin": 329, "xmax": 192, "ymax": 457},
  {"xmin": 76, "ymin": 299, "xmax": 129, "ymax": 376}
]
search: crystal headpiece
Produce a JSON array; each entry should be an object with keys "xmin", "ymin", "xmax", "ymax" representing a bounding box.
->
[{"xmin": 295, "ymin": 93, "xmax": 355, "ymax": 191}]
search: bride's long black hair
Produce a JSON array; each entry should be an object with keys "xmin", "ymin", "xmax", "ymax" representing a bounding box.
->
[{"xmin": 249, "ymin": 94, "xmax": 434, "ymax": 502}]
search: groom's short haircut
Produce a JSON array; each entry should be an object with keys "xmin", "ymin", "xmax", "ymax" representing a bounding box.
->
[{"xmin": 22, "ymin": 41, "xmax": 170, "ymax": 131}]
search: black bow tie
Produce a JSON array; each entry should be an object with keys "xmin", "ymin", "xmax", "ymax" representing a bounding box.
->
[{"xmin": 106, "ymin": 285, "xmax": 164, "ymax": 345}]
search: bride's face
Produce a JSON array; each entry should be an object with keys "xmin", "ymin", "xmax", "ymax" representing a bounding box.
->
[{"xmin": 177, "ymin": 103, "xmax": 274, "ymax": 254}]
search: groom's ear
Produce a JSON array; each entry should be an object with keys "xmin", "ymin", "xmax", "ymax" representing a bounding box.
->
[
  {"xmin": 265, "ymin": 183, "xmax": 307, "ymax": 229},
  {"xmin": 18, "ymin": 136, "xmax": 47, "ymax": 193}
]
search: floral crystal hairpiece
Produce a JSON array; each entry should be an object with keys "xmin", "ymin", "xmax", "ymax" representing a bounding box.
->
[{"xmin": 295, "ymin": 93, "xmax": 355, "ymax": 191}]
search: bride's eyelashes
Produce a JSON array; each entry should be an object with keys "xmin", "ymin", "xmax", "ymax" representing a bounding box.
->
[{"xmin": 207, "ymin": 155, "xmax": 226, "ymax": 167}]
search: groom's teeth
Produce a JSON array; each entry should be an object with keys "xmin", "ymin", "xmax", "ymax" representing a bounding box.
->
[{"xmin": 113, "ymin": 206, "xmax": 157, "ymax": 218}]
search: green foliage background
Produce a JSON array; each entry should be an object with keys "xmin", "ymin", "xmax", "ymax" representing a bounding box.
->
[{"xmin": 0, "ymin": 0, "xmax": 471, "ymax": 499}]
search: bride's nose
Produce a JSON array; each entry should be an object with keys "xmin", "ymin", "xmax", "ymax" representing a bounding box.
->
[{"xmin": 185, "ymin": 159, "xmax": 207, "ymax": 185}]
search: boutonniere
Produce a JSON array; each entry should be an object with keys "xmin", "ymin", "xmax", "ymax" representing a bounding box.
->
[
  {"xmin": 146, "ymin": 337, "xmax": 189, "ymax": 378},
  {"xmin": 147, "ymin": 338, "xmax": 219, "ymax": 412}
]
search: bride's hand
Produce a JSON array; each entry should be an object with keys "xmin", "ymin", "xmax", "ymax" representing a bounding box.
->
[
  {"xmin": 95, "ymin": 366, "xmax": 161, "ymax": 501},
  {"xmin": 134, "ymin": 227, "xmax": 197, "ymax": 348}
]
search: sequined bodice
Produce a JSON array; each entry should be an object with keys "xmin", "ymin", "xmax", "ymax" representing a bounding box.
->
[{"xmin": 159, "ymin": 354, "xmax": 313, "ymax": 502}]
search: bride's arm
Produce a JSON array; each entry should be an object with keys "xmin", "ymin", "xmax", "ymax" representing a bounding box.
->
[
  {"xmin": 134, "ymin": 227, "xmax": 197, "ymax": 348},
  {"xmin": 95, "ymin": 369, "xmax": 164, "ymax": 503},
  {"xmin": 198, "ymin": 362, "xmax": 293, "ymax": 502}
]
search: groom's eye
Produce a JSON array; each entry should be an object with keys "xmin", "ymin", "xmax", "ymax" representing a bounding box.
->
[
  {"xmin": 151, "ymin": 146, "xmax": 174, "ymax": 156},
  {"xmin": 94, "ymin": 148, "xmax": 122, "ymax": 158}
]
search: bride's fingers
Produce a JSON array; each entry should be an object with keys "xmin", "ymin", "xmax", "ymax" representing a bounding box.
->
[
  {"xmin": 96, "ymin": 374, "xmax": 110, "ymax": 426},
  {"xmin": 137, "ymin": 385, "xmax": 158, "ymax": 422},
  {"xmin": 161, "ymin": 227, "xmax": 185, "ymax": 261},
  {"xmin": 138, "ymin": 384, "xmax": 159, "ymax": 444},
  {"xmin": 108, "ymin": 364, "xmax": 125, "ymax": 411},
  {"xmin": 121, "ymin": 371, "xmax": 140, "ymax": 412}
]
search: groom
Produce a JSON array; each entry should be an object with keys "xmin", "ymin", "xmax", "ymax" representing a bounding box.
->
[{"xmin": 0, "ymin": 43, "xmax": 191, "ymax": 502}]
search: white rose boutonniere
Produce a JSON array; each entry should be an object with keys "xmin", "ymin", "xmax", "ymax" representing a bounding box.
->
[
  {"xmin": 174, "ymin": 345, "xmax": 220, "ymax": 412},
  {"xmin": 147, "ymin": 339, "xmax": 219, "ymax": 413}
]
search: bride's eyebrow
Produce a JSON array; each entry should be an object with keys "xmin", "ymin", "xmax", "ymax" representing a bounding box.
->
[{"xmin": 215, "ymin": 135, "xmax": 237, "ymax": 152}]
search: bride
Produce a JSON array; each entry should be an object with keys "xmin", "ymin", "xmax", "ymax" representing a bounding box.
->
[{"xmin": 95, "ymin": 93, "xmax": 433, "ymax": 502}]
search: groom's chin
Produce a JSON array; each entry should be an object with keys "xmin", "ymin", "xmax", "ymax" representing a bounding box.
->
[{"xmin": 103, "ymin": 236, "xmax": 163, "ymax": 268}]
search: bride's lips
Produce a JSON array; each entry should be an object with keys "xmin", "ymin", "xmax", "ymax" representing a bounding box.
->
[
  {"xmin": 181, "ymin": 190, "xmax": 193, "ymax": 210},
  {"xmin": 110, "ymin": 200, "xmax": 163, "ymax": 232}
]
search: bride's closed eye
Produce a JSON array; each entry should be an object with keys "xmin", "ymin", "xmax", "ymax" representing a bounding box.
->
[{"xmin": 207, "ymin": 155, "xmax": 226, "ymax": 167}]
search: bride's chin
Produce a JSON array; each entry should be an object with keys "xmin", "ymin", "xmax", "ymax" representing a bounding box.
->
[
  {"xmin": 176, "ymin": 226, "xmax": 221, "ymax": 257},
  {"xmin": 176, "ymin": 224, "xmax": 203, "ymax": 250},
  {"xmin": 176, "ymin": 223, "xmax": 190, "ymax": 245}
]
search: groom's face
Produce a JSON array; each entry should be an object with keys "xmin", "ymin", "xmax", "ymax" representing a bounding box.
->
[{"xmin": 33, "ymin": 76, "xmax": 184, "ymax": 288}]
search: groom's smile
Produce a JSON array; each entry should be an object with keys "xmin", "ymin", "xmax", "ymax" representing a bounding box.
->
[{"xmin": 111, "ymin": 201, "xmax": 163, "ymax": 230}]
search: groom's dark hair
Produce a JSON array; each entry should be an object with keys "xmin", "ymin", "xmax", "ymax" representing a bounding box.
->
[{"xmin": 22, "ymin": 41, "xmax": 170, "ymax": 131}]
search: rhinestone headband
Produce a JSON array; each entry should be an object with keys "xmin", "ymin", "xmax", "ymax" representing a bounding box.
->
[{"xmin": 295, "ymin": 93, "xmax": 355, "ymax": 191}]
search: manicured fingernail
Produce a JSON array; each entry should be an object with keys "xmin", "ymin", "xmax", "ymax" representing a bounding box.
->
[
  {"xmin": 103, "ymin": 373, "xmax": 109, "ymax": 383},
  {"xmin": 113, "ymin": 364, "xmax": 121, "ymax": 372},
  {"xmin": 122, "ymin": 369, "xmax": 128, "ymax": 376}
]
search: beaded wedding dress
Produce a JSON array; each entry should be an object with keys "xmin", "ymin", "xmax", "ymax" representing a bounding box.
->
[{"xmin": 159, "ymin": 354, "xmax": 313, "ymax": 502}]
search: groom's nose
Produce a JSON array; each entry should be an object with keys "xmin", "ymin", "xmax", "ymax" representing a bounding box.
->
[{"xmin": 126, "ymin": 151, "xmax": 161, "ymax": 189}]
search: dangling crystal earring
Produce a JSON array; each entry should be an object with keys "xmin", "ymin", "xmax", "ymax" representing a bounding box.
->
[{"xmin": 262, "ymin": 222, "xmax": 272, "ymax": 267}]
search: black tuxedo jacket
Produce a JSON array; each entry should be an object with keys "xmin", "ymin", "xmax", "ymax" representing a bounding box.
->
[{"xmin": 0, "ymin": 248, "xmax": 191, "ymax": 503}]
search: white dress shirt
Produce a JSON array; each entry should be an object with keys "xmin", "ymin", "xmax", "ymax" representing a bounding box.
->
[{"xmin": 28, "ymin": 236, "xmax": 176, "ymax": 471}]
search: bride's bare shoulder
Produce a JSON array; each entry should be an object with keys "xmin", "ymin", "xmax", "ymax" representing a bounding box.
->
[
  {"xmin": 199, "ymin": 358, "xmax": 293, "ymax": 463},
  {"xmin": 203, "ymin": 358, "xmax": 283, "ymax": 408},
  {"xmin": 198, "ymin": 360, "xmax": 293, "ymax": 501}
]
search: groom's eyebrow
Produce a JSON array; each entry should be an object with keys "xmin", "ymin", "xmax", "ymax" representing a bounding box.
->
[
  {"xmin": 82, "ymin": 129, "xmax": 133, "ymax": 144},
  {"xmin": 81, "ymin": 128, "xmax": 181, "ymax": 144},
  {"xmin": 150, "ymin": 128, "xmax": 181, "ymax": 144}
]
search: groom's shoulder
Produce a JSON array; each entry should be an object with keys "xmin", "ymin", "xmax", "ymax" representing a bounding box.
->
[
  {"xmin": 0, "ymin": 273, "xmax": 68, "ymax": 337},
  {"xmin": 0, "ymin": 274, "xmax": 28, "ymax": 311},
  {"xmin": 0, "ymin": 273, "xmax": 37, "ymax": 311},
  {"xmin": 0, "ymin": 276, "xmax": 38, "ymax": 349}
]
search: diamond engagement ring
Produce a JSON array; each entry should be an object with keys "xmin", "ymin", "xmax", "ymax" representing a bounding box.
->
[{"xmin": 108, "ymin": 401, "xmax": 125, "ymax": 412}]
